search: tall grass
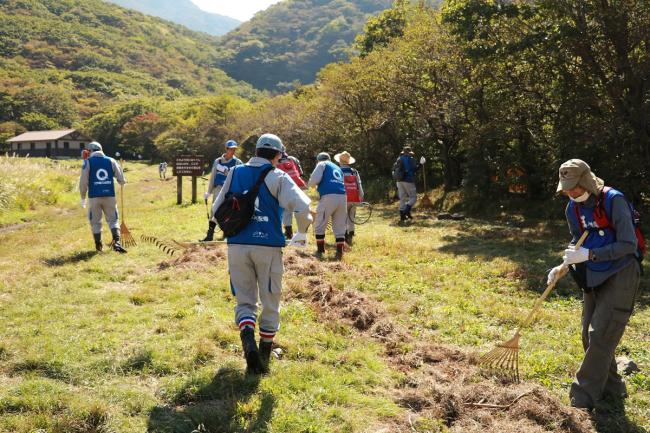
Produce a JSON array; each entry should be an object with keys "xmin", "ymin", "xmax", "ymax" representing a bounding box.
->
[{"xmin": 0, "ymin": 155, "xmax": 78, "ymax": 223}]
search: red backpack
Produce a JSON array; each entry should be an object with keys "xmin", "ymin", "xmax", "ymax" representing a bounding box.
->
[{"xmin": 574, "ymin": 187, "xmax": 646, "ymax": 260}]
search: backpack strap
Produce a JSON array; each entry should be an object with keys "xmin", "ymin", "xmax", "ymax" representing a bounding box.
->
[{"xmin": 249, "ymin": 165, "xmax": 275, "ymax": 197}]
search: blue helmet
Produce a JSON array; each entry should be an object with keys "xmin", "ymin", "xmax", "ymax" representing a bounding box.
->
[{"xmin": 225, "ymin": 140, "xmax": 238, "ymax": 149}]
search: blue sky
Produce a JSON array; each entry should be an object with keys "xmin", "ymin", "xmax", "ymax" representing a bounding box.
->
[{"xmin": 190, "ymin": 0, "xmax": 283, "ymax": 21}]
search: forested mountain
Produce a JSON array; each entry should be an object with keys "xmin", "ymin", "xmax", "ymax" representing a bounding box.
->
[
  {"xmin": 216, "ymin": 0, "xmax": 394, "ymax": 91},
  {"xmin": 106, "ymin": 0, "xmax": 241, "ymax": 36},
  {"xmin": 0, "ymin": 0, "xmax": 257, "ymax": 135}
]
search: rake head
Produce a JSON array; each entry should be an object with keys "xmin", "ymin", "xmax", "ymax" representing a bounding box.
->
[
  {"xmin": 120, "ymin": 222, "xmax": 137, "ymax": 248},
  {"xmin": 479, "ymin": 332, "xmax": 520, "ymax": 383}
]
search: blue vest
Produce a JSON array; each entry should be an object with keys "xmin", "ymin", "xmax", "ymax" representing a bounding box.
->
[
  {"xmin": 400, "ymin": 155, "xmax": 415, "ymax": 182},
  {"xmin": 214, "ymin": 157, "xmax": 242, "ymax": 187},
  {"xmin": 317, "ymin": 161, "xmax": 346, "ymax": 196},
  {"xmin": 227, "ymin": 164, "xmax": 285, "ymax": 247},
  {"xmin": 87, "ymin": 156, "xmax": 115, "ymax": 198},
  {"xmin": 567, "ymin": 188, "xmax": 624, "ymax": 273}
]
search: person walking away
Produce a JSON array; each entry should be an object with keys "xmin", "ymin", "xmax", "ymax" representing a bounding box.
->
[
  {"xmin": 79, "ymin": 141, "xmax": 127, "ymax": 253},
  {"xmin": 392, "ymin": 146, "xmax": 421, "ymax": 222},
  {"xmin": 202, "ymin": 140, "xmax": 243, "ymax": 241},
  {"xmin": 548, "ymin": 159, "xmax": 643, "ymax": 410},
  {"xmin": 213, "ymin": 133, "xmax": 312, "ymax": 374},
  {"xmin": 159, "ymin": 161, "xmax": 167, "ymax": 180},
  {"xmin": 308, "ymin": 152, "xmax": 347, "ymax": 260},
  {"xmin": 335, "ymin": 151, "xmax": 363, "ymax": 246},
  {"xmin": 277, "ymin": 150, "xmax": 306, "ymax": 239}
]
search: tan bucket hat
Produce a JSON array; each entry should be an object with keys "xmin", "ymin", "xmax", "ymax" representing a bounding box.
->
[
  {"xmin": 334, "ymin": 151, "xmax": 356, "ymax": 165},
  {"xmin": 556, "ymin": 159, "xmax": 604, "ymax": 195}
]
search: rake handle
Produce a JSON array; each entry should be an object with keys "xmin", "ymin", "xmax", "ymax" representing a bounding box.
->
[
  {"xmin": 120, "ymin": 184, "xmax": 125, "ymax": 222},
  {"xmin": 517, "ymin": 229, "xmax": 590, "ymax": 331}
]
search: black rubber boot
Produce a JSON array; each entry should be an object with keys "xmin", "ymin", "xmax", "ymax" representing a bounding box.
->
[
  {"xmin": 202, "ymin": 221, "xmax": 216, "ymax": 242},
  {"xmin": 240, "ymin": 328, "xmax": 263, "ymax": 375},
  {"xmin": 284, "ymin": 225, "xmax": 293, "ymax": 239},
  {"xmin": 93, "ymin": 233, "xmax": 103, "ymax": 252},
  {"xmin": 335, "ymin": 240, "xmax": 344, "ymax": 261},
  {"xmin": 111, "ymin": 228, "xmax": 127, "ymax": 253},
  {"xmin": 405, "ymin": 205, "xmax": 413, "ymax": 219},
  {"xmin": 400, "ymin": 210, "xmax": 406, "ymax": 222},
  {"xmin": 259, "ymin": 340, "xmax": 273, "ymax": 374},
  {"xmin": 316, "ymin": 240, "xmax": 325, "ymax": 258},
  {"xmin": 346, "ymin": 231, "xmax": 355, "ymax": 246}
]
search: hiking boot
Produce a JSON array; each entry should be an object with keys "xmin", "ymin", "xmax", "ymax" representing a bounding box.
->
[
  {"xmin": 346, "ymin": 231, "xmax": 355, "ymax": 246},
  {"xmin": 93, "ymin": 233, "xmax": 103, "ymax": 252},
  {"xmin": 315, "ymin": 239, "xmax": 325, "ymax": 258},
  {"xmin": 399, "ymin": 211, "xmax": 406, "ymax": 222},
  {"xmin": 284, "ymin": 226, "xmax": 293, "ymax": 239},
  {"xmin": 111, "ymin": 228, "xmax": 127, "ymax": 253},
  {"xmin": 259, "ymin": 340, "xmax": 273, "ymax": 374},
  {"xmin": 240, "ymin": 328, "xmax": 263, "ymax": 375},
  {"xmin": 202, "ymin": 221, "xmax": 216, "ymax": 242}
]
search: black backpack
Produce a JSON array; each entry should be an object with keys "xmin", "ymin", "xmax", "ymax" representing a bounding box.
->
[
  {"xmin": 215, "ymin": 166, "xmax": 274, "ymax": 238},
  {"xmin": 392, "ymin": 157, "xmax": 405, "ymax": 181}
]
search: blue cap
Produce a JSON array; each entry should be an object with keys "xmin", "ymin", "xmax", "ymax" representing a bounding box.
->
[
  {"xmin": 225, "ymin": 140, "xmax": 238, "ymax": 149},
  {"xmin": 256, "ymin": 134, "xmax": 283, "ymax": 152}
]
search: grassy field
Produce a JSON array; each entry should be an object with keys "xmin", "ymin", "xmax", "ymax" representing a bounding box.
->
[{"xmin": 0, "ymin": 159, "xmax": 647, "ymax": 433}]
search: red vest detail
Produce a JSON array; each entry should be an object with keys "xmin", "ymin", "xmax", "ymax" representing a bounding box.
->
[
  {"xmin": 278, "ymin": 159, "xmax": 306, "ymax": 188},
  {"xmin": 344, "ymin": 174, "xmax": 361, "ymax": 203}
]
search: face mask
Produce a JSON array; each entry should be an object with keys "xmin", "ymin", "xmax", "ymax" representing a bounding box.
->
[{"xmin": 571, "ymin": 191, "xmax": 590, "ymax": 203}]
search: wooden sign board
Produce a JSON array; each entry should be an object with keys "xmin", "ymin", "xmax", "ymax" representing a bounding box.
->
[{"xmin": 173, "ymin": 155, "xmax": 204, "ymax": 176}]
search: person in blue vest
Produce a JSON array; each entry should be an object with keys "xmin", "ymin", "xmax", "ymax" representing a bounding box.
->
[
  {"xmin": 201, "ymin": 140, "xmax": 243, "ymax": 242},
  {"xmin": 308, "ymin": 152, "xmax": 348, "ymax": 260},
  {"xmin": 548, "ymin": 159, "xmax": 641, "ymax": 410},
  {"xmin": 213, "ymin": 133, "xmax": 312, "ymax": 374},
  {"xmin": 78, "ymin": 141, "xmax": 127, "ymax": 253},
  {"xmin": 393, "ymin": 146, "xmax": 421, "ymax": 222}
]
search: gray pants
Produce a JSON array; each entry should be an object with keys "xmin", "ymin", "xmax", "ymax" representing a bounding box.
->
[
  {"xmin": 347, "ymin": 203, "xmax": 356, "ymax": 233},
  {"xmin": 314, "ymin": 194, "xmax": 347, "ymax": 238},
  {"xmin": 228, "ymin": 245, "xmax": 283, "ymax": 337},
  {"xmin": 397, "ymin": 181, "xmax": 417, "ymax": 211},
  {"xmin": 88, "ymin": 196, "xmax": 119, "ymax": 234},
  {"xmin": 210, "ymin": 185, "xmax": 223, "ymax": 208},
  {"xmin": 570, "ymin": 260, "xmax": 640, "ymax": 406}
]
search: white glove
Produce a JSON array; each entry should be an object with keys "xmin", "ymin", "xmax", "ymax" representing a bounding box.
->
[
  {"xmin": 203, "ymin": 192, "xmax": 209, "ymax": 201},
  {"xmin": 563, "ymin": 247, "xmax": 590, "ymax": 265},
  {"xmin": 420, "ymin": 156, "xmax": 426, "ymax": 164},
  {"xmin": 288, "ymin": 232, "xmax": 308, "ymax": 247},
  {"xmin": 547, "ymin": 265, "xmax": 564, "ymax": 285},
  {"xmin": 80, "ymin": 199, "xmax": 87, "ymax": 209},
  {"xmin": 216, "ymin": 164, "xmax": 229, "ymax": 175}
]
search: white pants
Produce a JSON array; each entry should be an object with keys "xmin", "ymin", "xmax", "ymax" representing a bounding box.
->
[
  {"xmin": 88, "ymin": 196, "xmax": 119, "ymax": 234},
  {"xmin": 397, "ymin": 182, "xmax": 417, "ymax": 211},
  {"xmin": 314, "ymin": 194, "xmax": 347, "ymax": 238}
]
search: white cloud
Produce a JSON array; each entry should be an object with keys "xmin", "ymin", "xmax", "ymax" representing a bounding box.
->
[{"xmin": 191, "ymin": 0, "xmax": 283, "ymax": 22}]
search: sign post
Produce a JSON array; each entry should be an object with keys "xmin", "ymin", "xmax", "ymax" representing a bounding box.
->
[{"xmin": 173, "ymin": 155, "xmax": 204, "ymax": 205}]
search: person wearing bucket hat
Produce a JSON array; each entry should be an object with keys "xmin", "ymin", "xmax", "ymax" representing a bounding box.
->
[
  {"xmin": 392, "ymin": 146, "xmax": 421, "ymax": 222},
  {"xmin": 335, "ymin": 151, "xmax": 364, "ymax": 245},
  {"xmin": 201, "ymin": 139, "xmax": 243, "ymax": 242},
  {"xmin": 211, "ymin": 133, "xmax": 313, "ymax": 375},
  {"xmin": 277, "ymin": 148, "xmax": 306, "ymax": 239},
  {"xmin": 308, "ymin": 152, "xmax": 348, "ymax": 260},
  {"xmin": 79, "ymin": 141, "xmax": 127, "ymax": 253},
  {"xmin": 548, "ymin": 159, "xmax": 642, "ymax": 410}
]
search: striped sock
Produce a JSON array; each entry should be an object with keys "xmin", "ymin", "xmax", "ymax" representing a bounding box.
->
[
  {"xmin": 238, "ymin": 316, "xmax": 256, "ymax": 331},
  {"xmin": 259, "ymin": 328, "xmax": 276, "ymax": 343}
]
